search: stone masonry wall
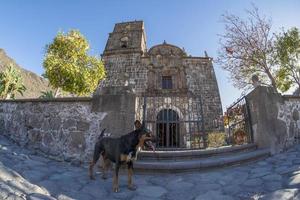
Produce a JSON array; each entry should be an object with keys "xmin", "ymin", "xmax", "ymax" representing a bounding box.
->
[
  {"xmin": 0, "ymin": 87, "xmax": 137, "ymax": 164},
  {"xmin": 246, "ymin": 86, "xmax": 300, "ymax": 154},
  {"xmin": 102, "ymin": 54, "xmax": 224, "ymax": 131},
  {"xmin": 184, "ymin": 58, "xmax": 223, "ymax": 131},
  {"xmin": 0, "ymin": 98, "xmax": 106, "ymax": 164},
  {"xmin": 277, "ymin": 96, "xmax": 300, "ymax": 148},
  {"xmin": 102, "ymin": 53, "xmax": 148, "ymax": 94}
]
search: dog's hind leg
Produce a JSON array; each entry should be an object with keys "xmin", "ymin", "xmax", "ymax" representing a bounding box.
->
[
  {"xmin": 113, "ymin": 163, "xmax": 120, "ymax": 192},
  {"xmin": 127, "ymin": 161, "xmax": 137, "ymax": 191},
  {"xmin": 101, "ymin": 154, "xmax": 110, "ymax": 180},
  {"xmin": 89, "ymin": 161, "xmax": 96, "ymax": 180}
]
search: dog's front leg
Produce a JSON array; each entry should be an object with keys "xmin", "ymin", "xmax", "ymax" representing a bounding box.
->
[
  {"xmin": 113, "ymin": 163, "xmax": 120, "ymax": 192},
  {"xmin": 127, "ymin": 161, "xmax": 137, "ymax": 190},
  {"xmin": 134, "ymin": 147, "xmax": 141, "ymax": 160}
]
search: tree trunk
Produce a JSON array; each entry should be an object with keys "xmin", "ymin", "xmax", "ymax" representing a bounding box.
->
[
  {"xmin": 54, "ymin": 88, "xmax": 60, "ymax": 98},
  {"xmin": 270, "ymin": 76, "xmax": 278, "ymax": 92},
  {"xmin": 5, "ymin": 93, "xmax": 11, "ymax": 99},
  {"xmin": 264, "ymin": 66, "xmax": 278, "ymax": 92}
]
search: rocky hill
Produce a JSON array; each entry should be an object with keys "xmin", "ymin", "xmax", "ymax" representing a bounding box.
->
[{"xmin": 0, "ymin": 49, "xmax": 52, "ymax": 98}]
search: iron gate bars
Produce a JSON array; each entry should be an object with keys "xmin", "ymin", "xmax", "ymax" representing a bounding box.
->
[
  {"xmin": 226, "ymin": 96, "xmax": 253, "ymax": 145},
  {"xmin": 136, "ymin": 94, "xmax": 206, "ymax": 150}
]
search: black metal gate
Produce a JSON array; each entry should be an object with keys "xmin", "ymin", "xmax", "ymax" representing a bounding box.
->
[
  {"xmin": 226, "ymin": 96, "xmax": 253, "ymax": 145},
  {"xmin": 136, "ymin": 94, "xmax": 206, "ymax": 149}
]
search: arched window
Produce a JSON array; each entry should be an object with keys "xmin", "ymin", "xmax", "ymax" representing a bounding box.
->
[{"xmin": 120, "ymin": 36, "xmax": 129, "ymax": 48}]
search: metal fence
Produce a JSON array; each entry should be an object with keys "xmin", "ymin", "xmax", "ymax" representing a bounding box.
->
[
  {"xmin": 226, "ymin": 96, "xmax": 253, "ymax": 145},
  {"xmin": 136, "ymin": 94, "xmax": 207, "ymax": 150}
]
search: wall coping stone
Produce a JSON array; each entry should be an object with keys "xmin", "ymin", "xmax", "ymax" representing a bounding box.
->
[
  {"xmin": 0, "ymin": 97, "xmax": 92, "ymax": 103},
  {"xmin": 282, "ymin": 95, "xmax": 300, "ymax": 100}
]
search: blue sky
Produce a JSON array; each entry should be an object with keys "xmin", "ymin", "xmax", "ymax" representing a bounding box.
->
[{"xmin": 1, "ymin": 0, "xmax": 300, "ymax": 111}]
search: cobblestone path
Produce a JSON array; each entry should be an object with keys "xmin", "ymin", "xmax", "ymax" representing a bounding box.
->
[{"xmin": 0, "ymin": 135, "xmax": 299, "ymax": 200}]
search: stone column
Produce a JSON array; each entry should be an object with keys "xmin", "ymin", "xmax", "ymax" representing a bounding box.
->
[
  {"xmin": 246, "ymin": 86, "xmax": 286, "ymax": 154},
  {"xmin": 92, "ymin": 86, "xmax": 136, "ymax": 137}
]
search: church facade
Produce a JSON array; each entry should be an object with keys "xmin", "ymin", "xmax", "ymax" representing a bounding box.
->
[{"xmin": 100, "ymin": 21, "xmax": 223, "ymax": 149}]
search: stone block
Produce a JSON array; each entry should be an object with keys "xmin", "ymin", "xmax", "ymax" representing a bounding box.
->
[
  {"xmin": 26, "ymin": 115, "xmax": 43, "ymax": 129},
  {"xmin": 49, "ymin": 147, "xmax": 60, "ymax": 157},
  {"xmin": 49, "ymin": 117, "xmax": 61, "ymax": 130},
  {"xmin": 31, "ymin": 104, "xmax": 44, "ymax": 114},
  {"xmin": 195, "ymin": 191, "xmax": 234, "ymax": 200},
  {"xmin": 0, "ymin": 117, "xmax": 5, "ymax": 133},
  {"xmin": 26, "ymin": 193, "xmax": 57, "ymax": 200},
  {"xmin": 261, "ymin": 189, "xmax": 298, "ymax": 200},
  {"xmin": 70, "ymin": 131, "xmax": 86, "ymax": 150},
  {"xmin": 288, "ymin": 173, "xmax": 300, "ymax": 186},
  {"xmin": 42, "ymin": 132, "xmax": 53, "ymax": 146},
  {"xmin": 28, "ymin": 129, "xmax": 42, "ymax": 143},
  {"xmin": 76, "ymin": 121, "xmax": 90, "ymax": 131},
  {"xmin": 41, "ymin": 120, "xmax": 50, "ymax": 131},
  {"xmin": 63, "ymin": 119, "xmax": 76, "ymax": 129},
  {"xmin": 137, "ymin": 186, "xmax": 167, "ymax": 198}
]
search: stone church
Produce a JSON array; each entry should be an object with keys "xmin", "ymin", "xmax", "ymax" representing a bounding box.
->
[{"xmin": 99, "ymin": 21, "xmax": 223, "ymax": 149}]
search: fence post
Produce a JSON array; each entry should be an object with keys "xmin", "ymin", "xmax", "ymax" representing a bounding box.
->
[
  {"xmin": 245, "ymin": 97, "xmax": 254, "ymax": 143},
  {"xmin": 142, "ymin": 96, "xmax": 147, "ymax": 125}
]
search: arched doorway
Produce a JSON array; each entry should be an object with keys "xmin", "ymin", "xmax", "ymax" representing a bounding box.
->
[{"xmin": 156, "ymin": 109, "xmax": 180, "ymax": 148}]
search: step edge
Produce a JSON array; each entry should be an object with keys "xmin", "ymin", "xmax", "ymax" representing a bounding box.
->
[
  {"xmin": 138, "ymin": 144, "xmax": 257, "ymax": 158},
  {"xmin": 134, "ymin": 149, "xmax": 270, "ymax": 170}
]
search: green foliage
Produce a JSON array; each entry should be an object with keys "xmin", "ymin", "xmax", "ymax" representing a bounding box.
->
[
  {"xmin": 39, "ymin": 90, "xmax": 55, "ymax": 99},
  {"xmin": 274, "ymin": 27, "xmax": 300, "ymax": 92},
  {"xmin": 43, "ymin": 30, "xmax": 106, "ymax": 96},
  {"xmin": 207, "ymin": 132, "xmax": 226, "ymax": 148},
  {"xmin": 0, "ymin": 64, "xmax": 26, "ymax": 99},
  {"xmin": 275, "ymin": 68, "xmax": 293, "ymax": 92}
]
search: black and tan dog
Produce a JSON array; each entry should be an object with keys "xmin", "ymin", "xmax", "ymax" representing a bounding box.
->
[{"xmin": 89, "ymin": 124, "xmax": 154, "ymax": 192}]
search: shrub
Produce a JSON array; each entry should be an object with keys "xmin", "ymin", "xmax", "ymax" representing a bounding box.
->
[{"xmin": 207, "ymin": 132, "xmax": 226, "ymax": 148}]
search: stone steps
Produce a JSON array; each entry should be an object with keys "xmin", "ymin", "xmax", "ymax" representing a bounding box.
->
[
  {"xmin": 137, "ymin": 144, "xmax": 257, "ymax": 161},
  {"xmin": 134, "ymin": 145, "xmax": 270, "ymax": 173}
]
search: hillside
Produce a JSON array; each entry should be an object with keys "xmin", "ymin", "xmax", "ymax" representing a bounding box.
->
[{"xmin": 0, "ymin": 48, "xmax": 52, "ymax": 98}]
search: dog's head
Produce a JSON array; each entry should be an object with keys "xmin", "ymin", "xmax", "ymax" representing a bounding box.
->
[{"xmin": 135, "ymin": 126, "xmax": 156, "ymax": 151}]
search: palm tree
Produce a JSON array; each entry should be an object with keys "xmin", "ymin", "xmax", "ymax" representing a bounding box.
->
[{"xmin": 0, "ymin": 64, "xmax": 26, "ymax": 99}]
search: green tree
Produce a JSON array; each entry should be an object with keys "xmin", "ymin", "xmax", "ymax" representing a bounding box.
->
[
  {"xmin": 274, "ymin": 27, "xmax": 300, "ymax": 93},
  {"xmin": 0, "ymin": 64, "xmax": 26, "ymax": 99},
  {"xmin": 43, "ymin": 30, "xmax": 105, "ymax": 96},
  {"xmin": 39, "ymin": 90, "xmax": 55, "ymax": 99}
]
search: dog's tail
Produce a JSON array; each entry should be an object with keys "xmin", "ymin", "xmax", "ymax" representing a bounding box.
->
[{"xmin": 98, "ymin": 128, "xmax": 106, "ymax": 140}]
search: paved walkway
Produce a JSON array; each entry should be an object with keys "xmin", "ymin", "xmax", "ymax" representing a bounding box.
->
[{"xmin": 0, "ymin": 136, "xmax": 299, "ymax": 200}]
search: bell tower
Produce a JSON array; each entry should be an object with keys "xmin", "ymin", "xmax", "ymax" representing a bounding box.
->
[
  {"xmin": 103, "ymin": 21, "xmax": 147, "ymax": 56},
  {"xmin": 100, "ymin": 21, "xmax": 148, "ymax": 92}
]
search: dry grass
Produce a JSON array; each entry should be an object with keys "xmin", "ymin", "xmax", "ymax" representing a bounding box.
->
[{"xmin": 207, "ymin": 132, "xmax": 226, "ymax": 148}]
